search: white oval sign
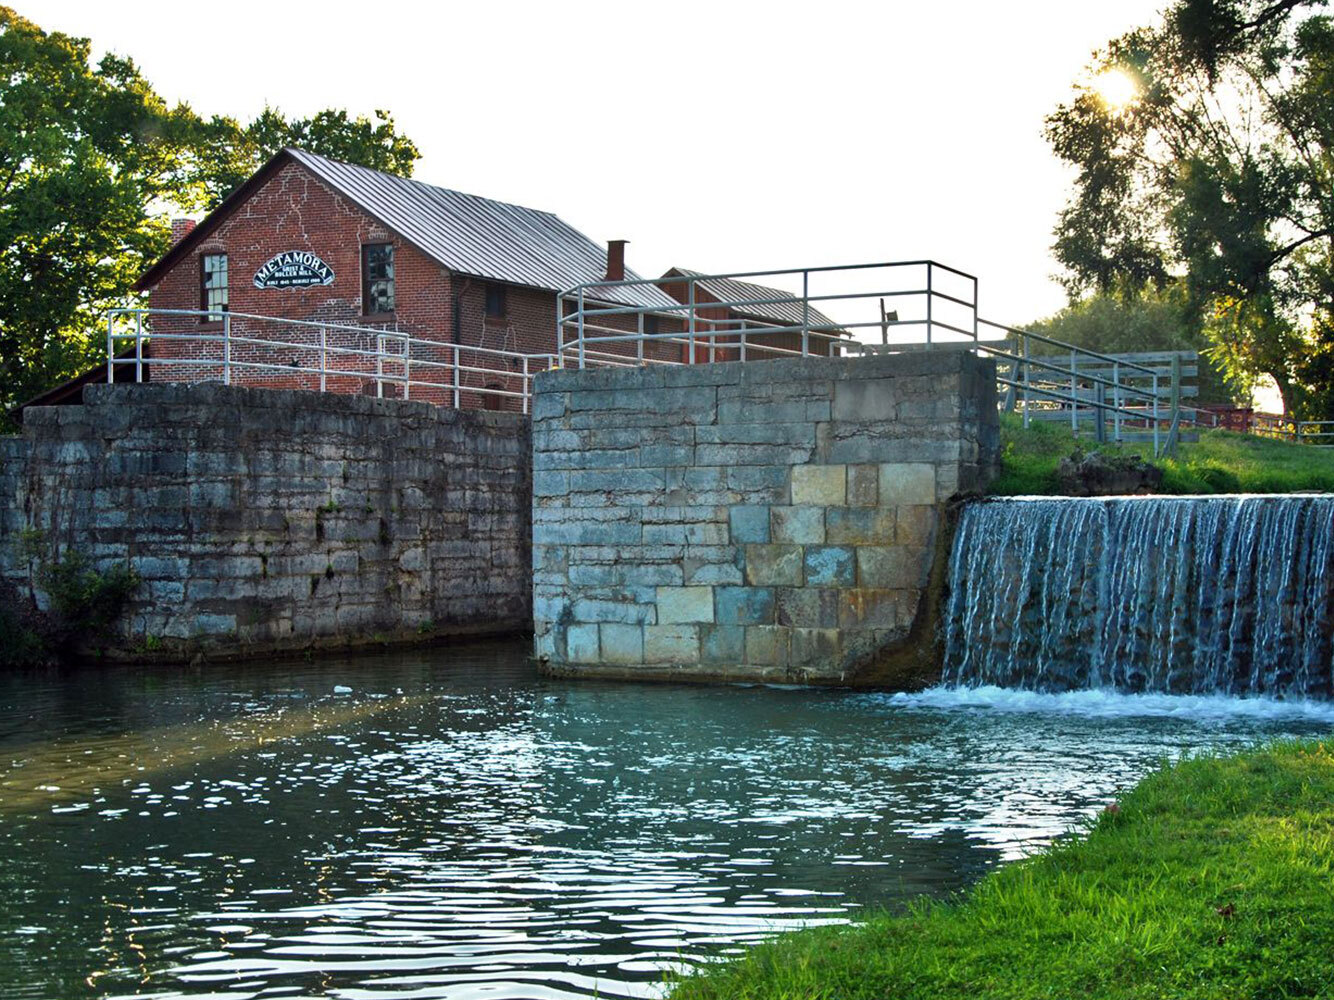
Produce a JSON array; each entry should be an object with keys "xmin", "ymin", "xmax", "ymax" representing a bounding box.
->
[{"xmin": 253, "ymin": 251, "xmax": 335, "ymax": 289}]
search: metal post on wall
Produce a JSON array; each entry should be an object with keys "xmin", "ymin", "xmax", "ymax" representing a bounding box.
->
[
  {"xmin": 555, "ymin": 295, "xmax": 564, "ymax": 365},
  {"xmin": 687, "ymin": 279, "xmax": 697, "ymax": 365},
  {"xmin": 801, "ymin": 270, "xmax": 810, "ymax": 357},
  {"xmin": 577, "ymin": 288, "xmax": 586, "ymax": 369},
  {"xmin": 319, "ymin": 327, "xmax": 327, "ymax": 393},
  {"xmin": 452, "ymin": 344, "xmax": 461, "ymax": 409},
  {"xmin": 403, "ymin": 336, "xmax": 411, "ymax": 401},
  {"xmin": 223, "ymin": 312, "xmax": 232, "ymax": 385},
  {"xmin": 106, "ymin": 314, "xmax": 115, "ymax": 384},
  {"xmin": 522, "ymin": 355, "xmax": 530, "ymax": 414},
  {"xmin": 375, "ymin": 333, "xmax": 385, "ymax": 399},
  {"xmin": 637, "ymin": 311, "xmax": 645, "ymax": 366},
  {"xmin": 135, "ymin": 312, "xmax": 144, "ymax": 383},
  {"xmin": 926, "ymin": 263, "xmax": 933, "ymax": 345}
]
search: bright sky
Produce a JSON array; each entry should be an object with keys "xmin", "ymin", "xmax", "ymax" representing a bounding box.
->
[{"xmin": 26, "ymin": 0, "xmax": 1165, "ymax": 327}]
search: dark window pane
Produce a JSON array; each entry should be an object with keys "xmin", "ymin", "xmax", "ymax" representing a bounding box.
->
[
  {"xmin": 644, "ymin": 315, "xmax": 660, "ymax": 336},
  {"xmin": 362, "ymin": 244, "xmax": 395, "ymax": 314},
  {"xmin": 485, "ymin": 284, "xmax": 506, "ymax": 319},
  {"xmin": 200, "ymin": 253, "xmax": 228, "ymax": 317}
]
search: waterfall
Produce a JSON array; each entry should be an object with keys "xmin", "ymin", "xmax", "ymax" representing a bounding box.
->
[{"xmin": 942, "ymin": 496, "xmax": 1334, "ymax": 697}]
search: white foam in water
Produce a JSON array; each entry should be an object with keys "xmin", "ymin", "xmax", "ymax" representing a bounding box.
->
[{"xmin": 889, "ymin": 684, "xmax": 1334, "ymax": 724}]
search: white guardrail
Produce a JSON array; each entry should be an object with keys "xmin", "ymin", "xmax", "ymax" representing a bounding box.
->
[{"xmin": 107, "ymin": 309, "xmax": 558, "ymax": 413}]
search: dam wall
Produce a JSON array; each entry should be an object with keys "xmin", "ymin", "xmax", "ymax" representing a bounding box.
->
[
  {"xmin": 0, "ymin": 382, "xmax": 531, "ymax": 658},
  {"xmin": 531, "ymin": 352, "xmax": 1000, "ymax": 684}
]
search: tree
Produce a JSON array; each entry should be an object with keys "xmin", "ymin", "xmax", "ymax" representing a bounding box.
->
[
  {"xmin": 190, "ymin": 106, "xmax": 420, "ymax": 210},
  {"xmin": 1046, "ymin": 0, "xmax": 1334, "ymax": 417},
  {"xmin": 0, "ymin": 8, "xmax": 419, "ymax": 425},
  {"xmin": 1023, "ymin": 284, "xmax": 1238, "ymax": 404}
]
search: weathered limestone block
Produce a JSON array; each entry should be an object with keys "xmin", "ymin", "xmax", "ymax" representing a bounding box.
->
[
  {"xmin": 1, "ymin": 382, "xmax": 532, "ymax": 659},
  {"xmin": 532, "ymin": 351, "xmax": 998, "ymax": 686}
]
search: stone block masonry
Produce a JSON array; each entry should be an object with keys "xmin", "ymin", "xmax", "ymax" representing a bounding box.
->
[
  {"xmin": 0, "ymin": 382, "xmax": 531, "ymax": 658},
  {"xmin": 532, "ymin": 351, "xmax": 1000, "ymax": 685}
]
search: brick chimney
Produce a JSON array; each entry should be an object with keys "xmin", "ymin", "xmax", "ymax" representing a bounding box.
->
[
  {"xmin": 171, "ymin": 218, "xmax": 198, "ymax": 244},
  {"xmin": 605, "ymin": 239, "xmax": 627, "ymax": 282}
]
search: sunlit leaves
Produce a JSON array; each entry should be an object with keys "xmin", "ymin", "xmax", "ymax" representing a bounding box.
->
[{"xmin": 1046, "ymin": 0, "xmax": 1334, "ymax": 416}]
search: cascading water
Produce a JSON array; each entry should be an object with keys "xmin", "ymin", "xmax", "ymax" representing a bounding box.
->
[{"xmin": 942, "ymin": 496, "xmax": 1334, "ymax": 697}]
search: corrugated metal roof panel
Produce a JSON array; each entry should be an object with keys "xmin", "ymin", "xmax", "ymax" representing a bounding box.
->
[
  {"xmin": 287, "ymin": 148, "xmax": 678, "ymax": 310},
  {"xmin": 672, "ymin": 268, "xmax": 847, "ymax": 333}
]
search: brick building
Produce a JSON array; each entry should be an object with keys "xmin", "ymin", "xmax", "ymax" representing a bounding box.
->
[{"xmin": 134, "ymin": 148, "xmax": 680, "ymax": 410}]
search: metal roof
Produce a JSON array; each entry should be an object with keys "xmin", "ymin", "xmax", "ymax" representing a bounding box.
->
[
  {"xmin": 671, "ymin": 268, "xmax": 848, "ymax": 334},
  {"xmin": 286, "ymin": 149, "xmax": 677, "ymax": 310}
]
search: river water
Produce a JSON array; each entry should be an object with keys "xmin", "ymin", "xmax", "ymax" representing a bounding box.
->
[{"xmin": 2, "ymin": 639, "xmax": 1331, "ymax": 999}]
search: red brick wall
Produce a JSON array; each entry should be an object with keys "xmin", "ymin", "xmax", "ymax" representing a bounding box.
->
[
  {"xmin": 145, "ymin": 161, "xmax": 561, "ymax": 411},
  {"xmin": 143, "ymin": 160, "xmax": 709, "ymax": 412}
]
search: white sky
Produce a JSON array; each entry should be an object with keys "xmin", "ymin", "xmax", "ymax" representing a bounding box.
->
[{"xmin": 26, "ymin": 0, "xmax": 1166, "ymax": 327}]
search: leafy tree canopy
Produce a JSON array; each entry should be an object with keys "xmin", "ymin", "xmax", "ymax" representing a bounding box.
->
[
  {"xmin": 1046, "ymin": 0, "xmax": 1334, "ymax": 417},
  {"xmin": 1024, "ymin": 284, "xmax": 1238, "ymax": 405},
  {"xmin": 0, "ymin": 8, "xmax": 419, "ymax": 425}
]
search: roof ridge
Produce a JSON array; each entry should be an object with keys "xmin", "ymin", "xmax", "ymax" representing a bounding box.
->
[{"xmin": 285, "ymin": 147, "xmax": 565, "ymax": 221}]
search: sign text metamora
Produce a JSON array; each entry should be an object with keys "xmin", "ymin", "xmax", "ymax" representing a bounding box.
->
[{"xmin": 253, "ymin": 251, "xmax": 335, "ymax": 289}]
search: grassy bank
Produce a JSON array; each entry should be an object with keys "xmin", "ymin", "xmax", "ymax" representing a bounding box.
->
[
  {"xmin": 990, "ymin": 414, "xmax": 1334, "ymax": 494},
  {"xmin": 672, "ymin": 741, "xmax": 1334, "ymax": 999}
]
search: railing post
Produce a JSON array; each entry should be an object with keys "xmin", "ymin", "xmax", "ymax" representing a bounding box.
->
[
  {"xmin": 556, "ymin": 294, "xmax": 564, "ymax": 365},
  {"xmin": 637, "ymin": 311, "xmax": 645, "ymax": 366},
  {"xmin": 1094, "ymin": 382, "xmax": 1107, "ymax": 443},
  {"xmin": 135, "ymin": 312, "xmax": 144, "ymax": 383},
  {"xmin": 403, "ymin": 334, "xmax": 411, "ymax": 401},
  {"xmin": 577, "ymin": 288, "xmax": 586, "ymax": 369},
  {"xmin": 319, "ymin": 326, "xmax": 327, "ymax": 393},
  {"xmin": 452, "ymin": 344, "xmax": 461, "ymax": 409},
  {"xmin": 1152, "ymin": 372, "xmax": 1160, "ymax": 455},
  {"xmin": 801, "ymin": 270, "xmax": 810, "ymax": 357},
  {"xmin": 925, "ymin": 263, "xmax": 933, "ymax": 345},
  {"xmin": 687, "ymin": 278, "xmax": 696, "ymax": 365},
  {"xmin": 1069, "ymin": 348, "xmax": 1078, "ymax": 432},
  {"xmin": 1022, "ymin": 334, "xmax": 1031, "ymax": 429},
  {"xmin": 375, "ymin": 333, "xmax": 384, "ymax": 398},
  {"xmin": 223, "ymin": 313, "xmax": 231, "ymax": 385},
  {"xmin": 522, "ymin": 355, "xmax": 530, "ymax": 415},
  {"xmin": 1166, "ymin": 353, "xmax": 1182, "ymax": 455},
  {"xmin": 106, "ymin": 314, "xmax": 115, "ymax": 383},
  {"xmin": 1112, "ymin": 361, "xmax": 1121, "ymax": 442}
]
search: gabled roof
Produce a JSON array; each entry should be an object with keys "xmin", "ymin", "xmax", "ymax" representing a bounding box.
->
[
  {"xmin": 667, "ymin": 268, "xmax": 848, "ymax": 335},
  {"xmin": 135, "ymin": 148, "xmax": 677, "ymax": 310}
]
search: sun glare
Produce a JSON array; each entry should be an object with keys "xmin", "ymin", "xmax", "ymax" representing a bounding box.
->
[{"xmin": 1094, "ymin": 68, "xmax": 1139, "ymax": 111}]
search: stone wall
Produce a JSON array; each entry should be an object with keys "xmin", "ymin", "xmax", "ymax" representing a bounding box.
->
[
  {"xmin": 0, "ymin": 382, "xmax": 530, "ymax": 658},
  {"xmin": 531, "ymin": 351, "xmax": 999, "ymax": 685}
]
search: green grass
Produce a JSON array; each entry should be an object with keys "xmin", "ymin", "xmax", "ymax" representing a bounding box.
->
[
  {"xmin": 671, "ymin": 741, "xmax": 1334, "ymax": 1000},
  {"xmin": 989, "ymin": 414, "xmax": 1334, "ymax": 495}
]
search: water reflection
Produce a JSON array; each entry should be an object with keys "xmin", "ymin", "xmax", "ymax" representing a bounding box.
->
[{"xmin": 0, "ymin": 641, "xmax": 1327, "ymax": 999}]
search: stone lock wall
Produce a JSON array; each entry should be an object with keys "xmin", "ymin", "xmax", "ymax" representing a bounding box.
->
[
  {"xmin": 531, "ymin": 351, "xmax": 1000, "ymax": 684},
  {"xmin": 0, "ymin": 382, "xmax": 531, "ymax": 658}
]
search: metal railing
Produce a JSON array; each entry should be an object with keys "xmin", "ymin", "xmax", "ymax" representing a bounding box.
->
[
  {"xmin": 556, "ymin": 260, "xmax": 979, "ymax": 369},
  {"xmin": 106, "ymin": 309, "xmax": 558, "ymax": 413},
  {"xmin": 555, "ymin": 260, "xmax": 1210, "ymax": 455},
  {"xmin": 1250, "ymin": 414, "xmax": 1334, "ymax": 446}
]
